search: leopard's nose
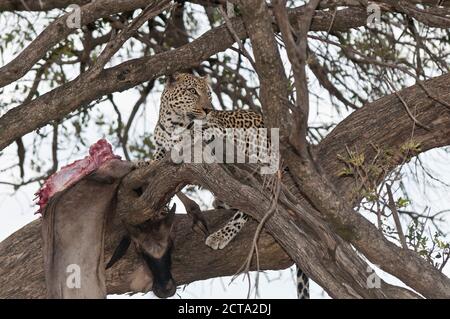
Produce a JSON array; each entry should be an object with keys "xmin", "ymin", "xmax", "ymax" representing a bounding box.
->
[{"xmin": 197, "ymin": 109, "xmax": 207, "ymax": 118}]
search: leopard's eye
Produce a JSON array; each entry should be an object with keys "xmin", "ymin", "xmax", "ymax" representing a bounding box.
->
[{"xmin": 188, "ymin": 88, "xmax": 197, "ymax": 95}]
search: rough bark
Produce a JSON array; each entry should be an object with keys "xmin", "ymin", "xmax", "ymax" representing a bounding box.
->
[
  {"xmin": 318, "ymin": 74, "xmax": 450, "ymax": 200},
  {"xmin": 0, "ymin": 0, "xmax": 90, "ymax": 11}
]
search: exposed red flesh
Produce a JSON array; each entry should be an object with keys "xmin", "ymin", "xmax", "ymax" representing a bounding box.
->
[{"xmin": 35, "ymin": 139, "xmax": 121, "ymax": 214}]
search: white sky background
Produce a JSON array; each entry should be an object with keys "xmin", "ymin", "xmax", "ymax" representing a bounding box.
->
[{"xmin": 0, "ymin": 3, "xmax": 449, "ymax": 299}]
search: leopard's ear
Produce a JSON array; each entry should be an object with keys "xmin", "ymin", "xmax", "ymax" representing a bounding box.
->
[
  {"xmin": 165, "ymin": 73, "xmax": 178, "ymax": 86},
  {"xmin": 174, "ymin": 72, "xmax": 185, "ymax": 80},
  {"xmin": 165, "ymin": 74, "xmax": 175, "ymax": 86},
  {"xmin": 201, "ymin": 74, "xmax": 212, "ymax": 85},
  {"xmin": 166, "ymin": 72, "xmax": 185, "ymax": 86}
]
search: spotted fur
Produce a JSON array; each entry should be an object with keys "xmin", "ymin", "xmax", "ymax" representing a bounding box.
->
[{"xmin": 297, "ymin": 267, "xmax": 310, "ymax": 299}]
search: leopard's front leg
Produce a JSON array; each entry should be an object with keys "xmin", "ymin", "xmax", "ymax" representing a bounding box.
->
[
  {"xmin": 132, "ymin": 144, "xmax": 168, "ymax": 168},
  {"xmin": 133, "ymin": 159, "xmax": 153, "ymax": 168}
]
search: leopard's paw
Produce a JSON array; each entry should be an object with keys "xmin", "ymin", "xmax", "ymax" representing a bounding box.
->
[
  {"xmin": 205, "ymin": 211, "xmax": 248, "ymax": 250},
  {"xmin": 205, "ymin": 228, "xmax": 236, "ymax": 250}
]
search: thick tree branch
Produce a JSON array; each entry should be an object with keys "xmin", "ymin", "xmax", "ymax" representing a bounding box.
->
[
  {"xmin": 273, "ymin": 0, "xmax": 320, "ymax": 154},
  {"xmin": 382, "ymin": 0, "xmax": 450, "ymax": 28},
  {"xmin": 236, "ymin": 0, "xmax": 292, "ymax": 132},
  {"xmin": 1, "ymin": 0, "xmax": 449, "ymax": 12},
  {"xmin": 238, "ymin": 0, "xmax": 450, "ymax": 298},
  {"xmin": 317, "ymin": 74, "xmax": 450, "ymax": 200},
  {"xmin": 0, "ymin": 5, "xmax": 368, "ymax": 152},
  {"xmin": 0, "ymin": 0, "xmax": 90, "ymax": 11},
  {"xmin": 0, "ymin": 0, "xmax": 151, "ymax": 89}
]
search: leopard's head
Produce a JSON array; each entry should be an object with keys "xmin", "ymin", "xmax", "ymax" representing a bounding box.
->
[{"xmin": 160, "ymin": 73, "xmax": 212, "ymax": 121}]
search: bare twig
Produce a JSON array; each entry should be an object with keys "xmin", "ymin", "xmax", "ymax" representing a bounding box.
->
[
  {"xmin": 218, "ymin": 5, "xmax": 257, "ymax": 70},
  {"xmin": 386, "ymin": 184, "xmax": 408, "ymax": 249},
  {"xmin": 272, "ymin": 0, "xmax": 321, "ymax": 154},
  {"xmin": 51, "ymin": 122, "xmax": 59, "ymax": 174},
  {"xmin": 15, "ymin": 138, "xmax": 25, "ymax": 179},
  {"xmin": 394, "ymin": 91, "xmax": 431, "ymax": 131},
  {"xmin": 307, "ymin": 50, "xmax": 359, "ymax": 110},
  {"xmin": 176, "ymin": 191, "xmax": 209, "ymax": 237},
  {"xmin": 384, "ymin": 77, "xmax": 431, "ymax": 131},
  {"xmin": 88, "ymin": 0, "xmax": 174, "ymax": 75}
]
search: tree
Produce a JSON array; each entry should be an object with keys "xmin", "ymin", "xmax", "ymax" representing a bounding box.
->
[{"xmin": 0, "ymin": 0, "xmax": 450, "ymax": 298}]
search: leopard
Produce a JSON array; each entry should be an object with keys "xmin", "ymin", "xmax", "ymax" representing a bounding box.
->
[{"xmin": 139, "ymin": 72, "xmax": 310, "ymax": 299}]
